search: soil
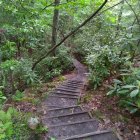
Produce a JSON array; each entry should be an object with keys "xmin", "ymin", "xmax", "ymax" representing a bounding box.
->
[
  {"xmin": 3, "ymin": 59, "xmax": 140, "ymax": 140},
  {"xmin": 81, "ymin": 84, "xmax": 140, "ymax": 140}
]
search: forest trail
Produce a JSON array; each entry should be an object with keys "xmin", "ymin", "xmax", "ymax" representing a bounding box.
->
[{"xmin": 40, "ymin": 59, "xmax": 120, "ymax": 140}]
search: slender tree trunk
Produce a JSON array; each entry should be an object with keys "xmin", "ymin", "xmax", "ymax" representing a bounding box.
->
[
  {"xmin": 51, "ymin": 0, "xmax": 60, "ymax": 56},
  {"xmin": 115, "ymin": 0, "xmax": 124, "ymax": 37}
]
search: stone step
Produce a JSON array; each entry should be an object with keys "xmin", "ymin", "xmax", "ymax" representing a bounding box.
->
[
  {"xmin": 63, "ymin": 130, "xmax": 119, "ymax": 140},
  {"xmin": 45, "ymin": 96, "xmax": 78, "ymax": 107},
  {"xmin": 65, "ymin": 80, "xmax": 83, "ymax": 83},
  {"xmin": 46, "ymin": 106, "xmax": 82, "ymax": 117},
  {"xmin": 56, "ymin": 88, "xmax": 80, "ymax": 93},
  {"xmin": 63, "ymin": 88, "xmax": 80, "ymax": 92},
  {"xmin": 61, "ymin": 84, "xmax": 83, "ymax": 88},
  {"xmin": 45, "ymin": 105, "xmax": 64, "ymax": 109},
  {"xmin": 46, "ymin": 119, "xmax": 99, "ymax": 140},
  {"xmin": 43, "ymin": 111, "xmax": 90, "ymax": 126},
  {"xmin": 59, "ymin": 85, "xmax": 81, "ymax": 90},
  {"xmin": 52, "ymin": 90, "xmax": 80, "ymax": 96},
  {"xmin": 52, "ymin": 92, "xmax": 80, "ymax": 99},
  {"xmin": 53, "ymin": 90, "xmax": 81, "ymax": 96},
  {"xmin": 49, "ymin": 94, "xmax": 79, "ymax": 99},
  {"xmin": 67, "ymin": 80, "xmax": 83, "ymax": 83},
  {"xmin": 63, "ymin": 82, "xmax": 83, "ymax": 85},
  {"xmin": 65, "ymin": 82, "xmax": 83, "ymax": 85}
]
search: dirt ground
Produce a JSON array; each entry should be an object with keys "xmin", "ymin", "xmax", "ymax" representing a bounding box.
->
[{"xmin": 81, "ymin": 85, "xmax": 140, "ymax": 140}]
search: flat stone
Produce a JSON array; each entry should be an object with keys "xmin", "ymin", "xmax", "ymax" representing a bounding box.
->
[
  {"xmin": 65, "ymin": 82, "xmax": 83, "ymax": 86},
  {"xmin": 43, "ymin": 111, "xmax": 91, "ymax": 126},
  {"xmin": 63, "ymin": 130, "xmax": 119, "ymax": 140},
  {"xmin": 47, "ymin": 119, "xmax": 99, "ymax": 140},
  {"xmin": 52, "ymin": 91, "xmax": 80, "ymax": 96},
  {"xmin": 50, "ymin": 94, "xmax": 79, "ymax": 99},
  {"xmin": 59, "ymin": 85, "xmax": 80, "ymax": 89},
  {"xmin": 45, "ymin": 96, "xmax": 78, "ymax": 107},
  {"xmin": 56, "ymin": 87, "xmax": 81, "ymax": 92},
  {"xmin": 46, "ymin": 106, "xmax": 82, "ymax": 117},
  {"xmin": 56, "ymin": 88, "xmax": 80, "ymax": 93},
  {"xmin": 61, "ymin": 84, "xmax": 83, "ymax": 88}
]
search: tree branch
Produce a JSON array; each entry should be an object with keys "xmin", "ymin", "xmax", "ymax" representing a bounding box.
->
[
  {"xmin": 32, "ymin": 0, "xmax": 108, "ymax": 70},
  {"xmin": 125, "ymin": 0, "xmax": 140, "ymax": 26},
  {"xmin": 97, "ymin": 0, "xmax": 124, "ymax": 16}
]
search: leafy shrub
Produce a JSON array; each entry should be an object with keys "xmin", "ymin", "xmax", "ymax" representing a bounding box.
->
[
  {"xmin": 0, "ymin": 59, "xmax": 39, "ymax": 95},
  {"xmin": 11, "ymin": 113, "xmax": 31, "ymax": 140},
  {"xmin": 0, "ymin": 108, "xmax": 14, "ymax": 139},
  {"xmin": 0, "ymin": 90, "xmax": 6, "ymax": 106},
  {"xmin": 0, "ymin": 41, "xmax": 16, "ymax": 61},
  {"xmin": 12, "ymin": 90, "xmax": 24, "ymax": 101},
  {"xmin": 16, "ymin": 59, "xmax": 39, "ymax": 86},
  {"xmin": 107, "ymin": 66, "xmax": 140, "ymax": 114},
  {"xmin": 0, "ymin": 107, "xmax": 32, "ymax": 140},
  {"xmin": 36, "ymin": 47, "xmax": 73, "ymax": 81},
  {"xmin": 86, "ymin": 46, "xmax": 123, "ymax": 89},
  {"xmin": 0, "ymin": 59, "xmax": 20, "ymax": 94}
]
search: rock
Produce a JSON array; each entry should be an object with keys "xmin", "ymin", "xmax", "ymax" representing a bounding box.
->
[{"xmin": 28, "ymin": 117, "xmax": 40, "ymax": 130}]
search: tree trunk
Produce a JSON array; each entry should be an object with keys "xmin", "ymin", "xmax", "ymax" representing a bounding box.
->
[
  {"xmin": 51, "ymin": 0, "xmax": 60, "ymax": 56},
  {"xmin": 115, "ymin": 0, "xmax": 124, "ymax": 37}
]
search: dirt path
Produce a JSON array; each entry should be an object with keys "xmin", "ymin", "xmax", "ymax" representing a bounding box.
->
[{"xmin": 40, "ymin": 59, "xmax": 120, "ymax": 140}]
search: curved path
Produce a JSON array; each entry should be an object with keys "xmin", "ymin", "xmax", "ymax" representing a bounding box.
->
[{"xmin": 41, "ymin": 59, "xmax": 119, "ymax": 140}]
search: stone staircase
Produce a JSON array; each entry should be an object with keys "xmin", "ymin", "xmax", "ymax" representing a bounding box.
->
[{"xmin": 41, "ymin": 60, "xmax": 120, "ymax": 140}]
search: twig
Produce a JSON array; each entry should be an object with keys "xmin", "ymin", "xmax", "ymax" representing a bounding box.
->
[{"xmin": 125, "ymin": 0, "xmax": 140, "ymax": 26}]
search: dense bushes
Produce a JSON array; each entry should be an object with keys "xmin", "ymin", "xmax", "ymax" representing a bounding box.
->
[
  {"xmin": 0, "ymin": 107, "xmax": 31, "ymax": 140},
  {"xmin": 35, "ymin": 47, "xmax": 73, "ymax": 81},
  {"xmin": 86, "ymin": 46, "xmax": 123, "ymax": 89},
  {"xmin": 107, "ymin": 64, "xmax": 140, "ymax": 114},
  {"xmin": 0, "ymin": 59, "xmax": 38, "ymax": 95}
]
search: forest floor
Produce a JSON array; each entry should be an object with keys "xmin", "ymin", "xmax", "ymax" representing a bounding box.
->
[
  {"xmin": 4, "ymin": 70, "xmax": 76, "ymax": 113},
  {"xmin": 81, "ymin": 79, "xmax": 140, "ymax": 140},
  {"xmin": 3, "ymin": 62, "xmax": 140, "ymax": 140}
]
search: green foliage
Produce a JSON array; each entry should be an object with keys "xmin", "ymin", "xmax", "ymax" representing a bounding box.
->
[
  {"xmin": 0, "ymin": 90, "xmax": 6, "ymax": 105},
  {"xmin": 0, "ymin": 107, "xmax": 18, "ymax": 139},
  {"xmin": 12, "ymin": 90, "xmax": 24, "ymax": 101},
  {"xmin": 86, "ymin": 46, "xmax": 123, "ymax": 89},
  {"xmin": 0, "ymin": 41, "xmax": 16, "ymax": 60},
  {"xmin": 35, "ymin": 124, "xmax": 48, "ymax": 134},
  {"xmin": 0, "ymin": 107, "xmax": 32, "ymax": 140},
  {"xmin": 0, "ymin": 0, "xmax": 139, "ymax": 139},
  {"xmin": 36, "ymin": 47, "xmax": 73, "ymax": 81},
  {"xmin": 0, "ymin": 59, "xmax": 39, "ymax": 94},
  {"xmin": 107, "ymin": 66, "xmax": 140, "ymax": 114}
]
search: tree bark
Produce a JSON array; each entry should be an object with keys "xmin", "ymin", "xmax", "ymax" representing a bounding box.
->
[
  {"xmin": 51, "ymin": 0, "xmax": 60, "ymax": 56},
  {"xmin": 115, "ymin": 0, "xmax": 125, "ymax": 37},
  {"xmin": 32, "ymin": 0, "xmax": 108, "ymax": 70}
]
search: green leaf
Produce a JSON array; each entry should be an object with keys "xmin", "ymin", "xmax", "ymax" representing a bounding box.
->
[
  {"xmin": 130, "ymin": 89, "xmax": 139, "ymax": 98},
  {"xmin": 0, "ymin": 96, "xmax": 7, "ymax": 100},
  {"xmin": 117, "ymin": 90, "xmax": 129, "ymax": 94},
  {"xmin": 122, "ymin": 85, "xmax": 136, "ymax": 89},
  {"xmin": 10, "ymin": 66, "xmax": 14, "ymax": 70},
  {"xmin": 107, "ymin": 90, "xmax": 114, "ymax": 95},
  {"xmin": 136, "ymin": 99, "xmax": 140, "ymax": 108},
  {"xmin": 113, "ymin": 79, "xmax": 122, "ymax": 84},
  {"xmin": 130, "ymin": 108, "xmax": 138, "ymax": 114}
]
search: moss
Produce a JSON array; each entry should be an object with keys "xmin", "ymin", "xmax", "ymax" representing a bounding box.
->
[{"xmin": 91, "ymin": 110, "xmax": 105, "ymax": 121}]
